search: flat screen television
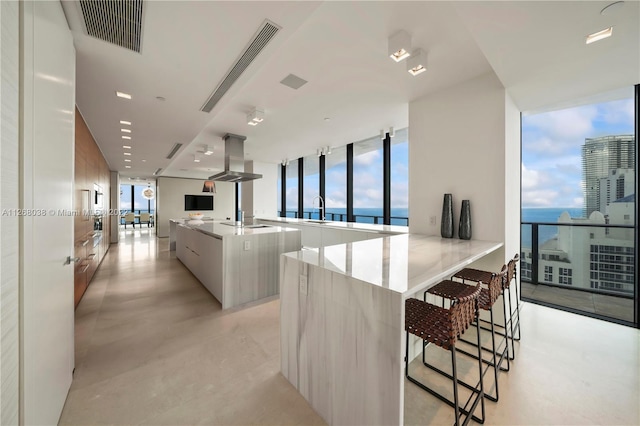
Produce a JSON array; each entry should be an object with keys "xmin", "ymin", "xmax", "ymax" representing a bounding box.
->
[{"xmin": 184, "ymin": 195, "xmax": 214, "ymax": 211}]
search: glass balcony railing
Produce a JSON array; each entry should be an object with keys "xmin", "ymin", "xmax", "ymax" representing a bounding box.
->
[
  {"xmin": 521, "ymin": 221, "xmax": 635, "ymax": 324},
  {"xmin": 278, "ymin": 211, "xmax": 409, "ymax": 226}
]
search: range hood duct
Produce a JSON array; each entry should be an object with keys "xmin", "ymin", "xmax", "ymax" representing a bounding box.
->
[{"xmin": 208, "ymin": 134, "xmax": 262, "ymax": 182}]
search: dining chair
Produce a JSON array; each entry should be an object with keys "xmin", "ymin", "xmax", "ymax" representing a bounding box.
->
[
  {"xmin": 139, "ymin": 212, "xmax": 151, "ymax": 227},
  {"xmin": 123, "ymin": 212, "xmax": 135, "ymax": 228}
]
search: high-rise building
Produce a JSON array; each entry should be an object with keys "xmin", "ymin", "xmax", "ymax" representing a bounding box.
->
[{"xmin": 582, "ymin": 135, "xmax": 635, "ymax": 216}]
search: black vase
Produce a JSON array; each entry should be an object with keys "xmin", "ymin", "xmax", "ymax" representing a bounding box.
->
[
  {"xmin": 459, "ymin": 200, "xmax": 472, "ymax": 240},
  {"xmin": 441, "ymin": 194, "xmax": 454, "ymax": 238}
]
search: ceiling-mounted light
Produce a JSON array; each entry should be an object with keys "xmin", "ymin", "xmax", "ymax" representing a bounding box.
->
[
  {"xmin": 326, "ymin": 146, "xmax": 332, "ymax": 155},
  {"xmin": 120, "ymin": 120, "xmax": 131, "ymax": 125},
  {"xmin": 124, "ymin": 159, "xmax": 131, "ymax": 162},
  {"xmin": 202, "ymin": 180, "xmax": 216, "ymax": 193},
  {"xmin": 122, "ymin": 135, "xmax": 131, "ymax": 140},
  {"xmin": 282, "ymin": 158, "xmax": 289, "ymax": 166},
  {"xmin": 203, "ymin": 145, "xmax": 214, "ymax": 155},
  {"xmin": 125, "ymin": 165, "xmax": 131, "ymax": 168},
  {"xmin": 116, "ymin": 91, "xmax": 132, "ymax": 99},
  {"xmin": 194, "ymin": 154, "xmax": 201, "ymax": 163},
  {"xmin": 407, "ymin": 49, "xmax": 427, "ymax": 76},
  {"xmin": 388, "ymin": 127, "xmax": 395, "ymax": 138},
  {"xmin": 123, "ymin": 145, "xmax": 131, "ymax": 149},
  {"xmin": 388, "ymin": 30, "xmax": 412, "ymax": 62},
  {"xmin": 586, "ymin": 27, "xmax": 613, "ymax": 44},
  {"xmin": 124, "ymin": 152, "xmax": 131, "ymax": 156},
  {"xmin": 247, "ymin": 107, "xmax": 265, "ymax": 125},
  {"xmin": 121, "ymin": 128, "xmax": 131, "ymax": 133}
]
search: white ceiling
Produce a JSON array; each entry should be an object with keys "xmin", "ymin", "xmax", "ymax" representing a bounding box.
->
[{"xmin": 65, "ymin": 1, "xmax": 639, "ymax": 181}]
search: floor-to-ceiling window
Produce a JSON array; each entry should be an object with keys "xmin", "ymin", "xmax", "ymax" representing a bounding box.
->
[
  {"xmin": 325, "ymin": 145, "xmax": 347, "ymax": 221},
  {"xmin": 278, "ymin": 128, "xmax": 410, "ymax": 225},
  {"xmin": 285, "ymin": 159, "xmax": 299, "ymax": 218},
  {"xmin": 303, "ymin": 156, "xmax": 320, "ymax": 219},
  {"xmin": 390, "ymin": 127, "xmax": 409, "ymax": 226},
  {"xmin": 353, "ymin": 135, "xmax": 384, "ymax": 224},
  {"xmin": 120, "ymin": 183, "xmax": 156, "ymax": 224},
  {"xmin": 521, "ymin": 89, "xmax": 636, "ymax": 326}
]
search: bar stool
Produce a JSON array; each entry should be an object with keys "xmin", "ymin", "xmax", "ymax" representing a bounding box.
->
[
  {"xmin": 405, "ymin": 283, "xmax": 485, "ymax": 426},
  {"xmin": 453, "ymin": 254, "xmax": 521, "ymax": 358},
  {"xmin": 424, "ymin": 267, "xmax": 509, "ymax": 403}
]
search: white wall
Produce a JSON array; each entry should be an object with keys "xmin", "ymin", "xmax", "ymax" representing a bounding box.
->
[
  {"xmin": 156, "ymin": 176, "xmax": 234, "ymax": 237},
  {"xmin": 241, "ymin": 161, "xmax": 278, "ymax": 222},
  {"xmin": 504, "ymin": 92, "xmax": 522, "ymax": 261},
  {"xmin": 0, "ymin": 1, "xmax": 20, "ymax": 424},
  {"xmin": 409, "ymin": 71, "xmax": 515, "ymax": 267}
]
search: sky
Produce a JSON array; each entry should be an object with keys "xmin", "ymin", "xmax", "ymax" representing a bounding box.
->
[{"xmin": 522, "ymin": 96, "xmax": 634, "ymax": 209}]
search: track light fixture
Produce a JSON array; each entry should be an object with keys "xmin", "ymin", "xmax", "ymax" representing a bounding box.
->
[
  {"xmin": 247, "ymin": 107, "xmax": 265, "ymax": 126},
  {"xmin": 380, "ymin": 128, "xmax": 395, "ymax": 139},
  {"xmin": 194, "ymin": 154, "xmax": 200, "ymax": 163},
  {"xmin": 282, "ymin": 158, "xmax": 290, "ymax": 166},
  {"xmin": 203, "ymin": 145, "xmax": 213, "ymax": 155},
  {"xmin": 388, "ymin": 31, "xmax": 412, "ymax": 62},
  {"xmin": 407, "ymin": 49, "xmax": 427, "ymax": 76}
]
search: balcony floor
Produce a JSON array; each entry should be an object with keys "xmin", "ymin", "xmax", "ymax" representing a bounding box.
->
[{"xmin": 522, "ymin": 281, "xmax": 634, "ymax": 323}]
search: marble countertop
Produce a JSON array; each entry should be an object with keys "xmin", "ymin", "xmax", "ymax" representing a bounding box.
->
[
  {"xmin": 256, "ymin": 217, "xmax": 408, "ymax": 234},
  {"xmin": 176, "ymin": 220, "xmax": 299, "ymax": 238},
  {"xmin": 283, "ymin": 234, "xmax": 503, "ymax": 297}
]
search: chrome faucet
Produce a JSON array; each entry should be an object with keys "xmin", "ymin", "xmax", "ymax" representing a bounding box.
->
[{"xmin": 312, "ymin": 196, "xmax": 325, "ymax": 221}]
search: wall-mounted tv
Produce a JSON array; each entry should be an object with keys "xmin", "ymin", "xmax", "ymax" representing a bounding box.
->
[{"xmin": 184, "ymin": 195, "xmax": 214, "ymax": 211}]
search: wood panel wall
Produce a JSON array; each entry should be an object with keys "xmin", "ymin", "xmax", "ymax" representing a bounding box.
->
[{"xmin": 74, "ymin": 108, "xmax": 111, "ymax": 307}]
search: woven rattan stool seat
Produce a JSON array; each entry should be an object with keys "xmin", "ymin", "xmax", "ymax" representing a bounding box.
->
[
  {"xmin": 406, "ymin": 299, "xmax": 455, "ymax": 349},
  {"xmin": 453, "ymin": 268, "xmax": 493, "ymax": 285},
  {"xmin": 426, "ymin": 280, "xmax": 495, "ymax": 311}
]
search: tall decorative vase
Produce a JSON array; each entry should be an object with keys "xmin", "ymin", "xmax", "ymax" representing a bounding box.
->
[
  {"xmin": 459, "ymin": 200, "xmax": 472, "ymax": 240},
  {"xmin": 441, "ymin": 194, "xmax": 454, "ymax": 238}
]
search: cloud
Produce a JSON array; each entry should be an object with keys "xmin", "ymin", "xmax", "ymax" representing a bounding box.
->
[
  {"xmin": 354, "ymin": 150, "xmax": 380, "ymax": 166},
  {"xmin": 522, "ymin": 96, "xmax": 633, "ymax": 209}
]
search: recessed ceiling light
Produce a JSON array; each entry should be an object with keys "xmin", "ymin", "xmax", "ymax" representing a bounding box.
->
[
  {"xmin": 121, "ymin": 128, "xmax": 131, "ymax": 133},
  {"xmin": 123, "ymin": 145, "xmax": 131, "ymax": 149},
  {"xmin": 122, "ymin": 135, "xmax": 131, "ymax": 140},
  {"xmin": 142, "ymin": 159, "xmax": 146, "ymax": 162},
  {"xmin": 586, "ymin": 27, "xmax": 613, "ymax": 44},
  {"xmin": 120, "ymin": 120, "xmax": 131, "ymax": 125},
  {"xmin": 124, "ymin": 152, "xmax": 132, "ymax": 156},
  {"xmin": 125, "ymin": 165, "xmax": 131, "ymax": 168},
  {"xmin": 124, "ymin": 159, "xmax": 131, "ymax": 162},
  {"xmin": 116, "ymin": 91, "xmax": 132, "ymax": 99}
]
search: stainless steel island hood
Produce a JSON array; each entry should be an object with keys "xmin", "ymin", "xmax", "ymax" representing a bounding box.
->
[{"xmin": 208, "ymin": 133, "xmax": 262, "ymax": 182}]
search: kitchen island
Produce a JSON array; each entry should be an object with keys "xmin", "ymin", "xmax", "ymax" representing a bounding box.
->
[
  {"xmin": 175, "ymin": 220, "xmax": 301, "ymax": 309},
  {"xmin": 280, "ymin": 234, "xmax": 503, "ymax": 425}
]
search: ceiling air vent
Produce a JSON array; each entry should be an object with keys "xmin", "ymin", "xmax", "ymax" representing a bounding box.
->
[
  {"xmin": 153, "ymin": 168, "xmax": 162, "ymax": 176},
  {"xmin": 166, "ymin": 143, "xmax": 183, "ymax": 159},
  {"xmin": 280, "ymin": 74, "xmax": 308, "ymax": 90},
  {"xmin": 79, "ymin": 0, "xmax": 144, "ymax": 53},
  {"xmin": 200, "ymin": 20, "xmax": 281, "ymax": 113}
]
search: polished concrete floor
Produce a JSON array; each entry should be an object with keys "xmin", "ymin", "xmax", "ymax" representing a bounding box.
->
[{"xmin": 60, "ymin": 228, "xmax": 640, "ymax": 425}]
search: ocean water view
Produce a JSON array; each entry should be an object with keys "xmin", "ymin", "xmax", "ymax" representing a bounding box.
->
[
  {"xmin": 285, "ymin": 207, "xmax": 586, "ymax": 231},
  {"xmin": 521, "ymin": 207, "xmax": 584, "ymax": 247}
]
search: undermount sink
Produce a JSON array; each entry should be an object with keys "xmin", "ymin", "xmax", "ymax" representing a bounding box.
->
[
  {"xmin": 307, "ymin": 220, "xmax": 328, "ymax": 224},
  {"xmin": 244, "ymin": 224, "xmax": 271, "ymax": 229}
]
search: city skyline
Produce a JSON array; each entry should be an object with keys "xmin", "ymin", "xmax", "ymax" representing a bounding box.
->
[{"xmin": 522, "ymin": 95, "xmax": 634, "ymax": 210}]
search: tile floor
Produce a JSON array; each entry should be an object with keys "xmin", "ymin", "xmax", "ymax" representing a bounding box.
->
[{"xmin": 60, "ymin": 228, "xmax": 640, "ymax": 425}]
